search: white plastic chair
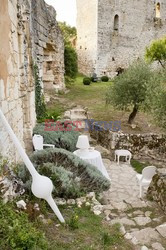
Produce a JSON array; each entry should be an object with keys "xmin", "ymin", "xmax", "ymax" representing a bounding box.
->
[
  {"xmin": 136, "ymin": 166, "xmax": 156, "ymax": 198},
  {"xmin": 32, "ymin": 134, "xmax": 55, "ymax": 151}
]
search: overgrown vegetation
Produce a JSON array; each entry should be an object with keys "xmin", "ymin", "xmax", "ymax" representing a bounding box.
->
[
  {"xmin": 106, "ymin": 60, "xmax": 153, "ymax": 124},
  {"xmin": 17, "ymin": 148, "xmax": 110, "ymax": 198},
  {"xmin": 131, "ymin": 159, "xmax": 150, "ymax": 174},
  {"xmin": 33, "ymin": 64, "xmax": 47, "ymax": 121},
  {"xmin": 41, "ymin": 205, "xmax": 134, "ymax": 250},
  {"xmin": 145, "ymin": 36, "xmax": 166, "ymax": 68},
  {"xmin": 33, "ymin": 122, "xmax": 79, "ymax": 152},
  {"xmin": 59, "ymin": 22, "xmax": 78, "ymax": 82},
  {"xmin": 0, "ymin": 200, "xmax": 48, "ymax": 250}
]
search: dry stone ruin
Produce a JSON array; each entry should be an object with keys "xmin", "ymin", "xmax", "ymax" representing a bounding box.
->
[
  {"xmin": 0, "ymin": 0, "xmax": 65, "ymax": 161},
  {"xmin": 76, "ymin": 0, "xmax": 166, "ymax": 77}
]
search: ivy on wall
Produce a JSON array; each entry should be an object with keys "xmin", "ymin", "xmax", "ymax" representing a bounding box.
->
[{"xmin": 33, "ymin": 64, "xmax": 46, "ymax": 121}]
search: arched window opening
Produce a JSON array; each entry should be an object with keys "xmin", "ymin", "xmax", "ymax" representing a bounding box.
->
[
  {"xmin": 156, "ymin": 2, "xmax": 161, "ymax": 18},
  {"xmin": 114, "ymin": 15, "xmax": 119, "ymax": 31}
]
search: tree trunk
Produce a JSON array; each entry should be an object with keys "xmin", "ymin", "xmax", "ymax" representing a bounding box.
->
[
  {"xmin": 159, "ymin": 60, "xmax": 165, "ymax": 69},
  {"xmin": 128, "ymin": 104, "xmax": 138, "ymax": 124}
]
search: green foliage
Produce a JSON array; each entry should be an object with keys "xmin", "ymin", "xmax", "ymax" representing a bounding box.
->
[
  {"xmin": 145, "ymin": 37, "xmax": 166, "ymax": 68},
  {"xmin": 38, "ymin": 109, "xmax": 62, "ymax": 123},
  {"xmin": 101, "ymin": 76, "xmax": 109, "ymax": 82},
  {"xmin": 64, "ymin": 45, "xmax": 78, "ymax": 78},
  {"xmin": 67, "ymin": 213, "xmax": 79, "ymax": 230},
  {"xmin": 59, "ymin": 22, "xmax": 76, "ymax": 45},
  {"xmin": 65, "ymin": 75, "xmax": 75, "ymax": 88},
  {"xmin": 38, "ymin": 163, "xmax": 81, "ymax": 198},
  {"xmin": 0, "ymin": 200, "xmax": 48, "ymax": 250},
  {"xmin": 33, "ymin": 122, "xmax": 79, "ymax": 152},
  {"xmin": 106, "ymin": 60, "xmax": 151, "ymax": 109},
  {"xmin": 83, "ymin": 77, "xmax": 91, "ymax": 85},
  {"xmin": 33, "ymin": 64, "xmax": 46, "ymax": 121},
  {"xmin": 131, "ymin": 159, "xmax": 150, "ymax": 174},
  {"xmin": 18, "ymin": 148, "xmax": 110, "ymax": 198},
  {"xmin": 106, "ymin": 60, "xmax": 152, "ymax": 123},
  {"xmin": 59, "ymin": 22, "xmax": 78, "ymax": 79},
  {"xmin": 101, "ymin": 224, "xmax": 122, "ymax": 247},
  {"xmin": 145, "ymin": 70, "xmax": 166, "ymax": 130}
]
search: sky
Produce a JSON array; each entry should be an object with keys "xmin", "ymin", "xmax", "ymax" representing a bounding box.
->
[{"xmin": 45, "ymin": 0, "xmax": 77, "ymax": 27}]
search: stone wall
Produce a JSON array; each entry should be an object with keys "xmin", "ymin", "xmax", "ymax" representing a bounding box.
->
[
  {"xmin": 0, "ymin": 0, "xmax": 64, "ymax": 161},
  {"xmin": 90, "ymin": 123, "xmax": 166, "ymax": 160},
  {"xmin": 76, "ymin": 0, "xmax": 98, "ymax": 76},
  {"xmin": 30, "ymin": 0, "xmax": 65, "ymax": 93},
  {"xmin": 148, "ymin": 169, "xmax": 166, "ymax": 213},
  {"xmin": 76, "ymin": 0, "xmax": 166, "ymax": 77}
]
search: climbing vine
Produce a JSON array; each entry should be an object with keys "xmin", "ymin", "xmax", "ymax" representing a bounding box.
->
[{"xmin": 33, "ymin": 64, "xmax": 46, "ymax": 121}]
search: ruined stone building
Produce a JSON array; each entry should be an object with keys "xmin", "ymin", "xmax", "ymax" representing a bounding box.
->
[
  {"xmin": 76, "ymin": 0, "xmax": 166, "ymax": 77},
  {"xmin": 0, "ymin": 0, "xmax": 65, "ymax": 161}
]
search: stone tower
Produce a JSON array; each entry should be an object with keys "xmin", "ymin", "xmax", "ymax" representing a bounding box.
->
[{"xmin": 76, "ymin": 0, "xmax": 166, "ymax": 77}]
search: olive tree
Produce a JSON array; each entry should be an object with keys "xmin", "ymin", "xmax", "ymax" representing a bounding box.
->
[
  {"xmin": 106, "ymin": 60, "xmax": 153, "ymax": 124},
  {"xmin": 145, "ymin": 37, "xmax": 166, "ymax": 68}
]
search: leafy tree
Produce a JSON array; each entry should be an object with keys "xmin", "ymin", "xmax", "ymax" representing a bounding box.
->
[
  {"xmin": 59, "ymin": 22, "xmax": 78, "ymax": 79},
  {"xmin": 59, "ymin": 22, "xmax": 76, "ymax": 45},
  {"xmin": 106, "ymin": 60, "xmax": 153, "ymax": 124},
  {"xmin": 145, "ymin": 37, "xmax": 166, "ymax": 68},
  {"xmin": 64, "ymin": 45, "xmax": 78, "ymax": 78},
  {"xmin": 145, "ymin": 70, "xmax": 166, "ymax": 129}
]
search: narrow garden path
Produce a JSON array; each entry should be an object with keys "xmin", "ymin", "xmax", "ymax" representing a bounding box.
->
[
  {"xmin": 63, "ymin": 104, "xmax": 166, "ymax": 249},
  {"xmin": 100, "ymin": 157, "xmax": 166, "ymax": 250}
]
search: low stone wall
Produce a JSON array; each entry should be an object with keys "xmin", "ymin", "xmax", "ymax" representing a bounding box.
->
[
  {"xmin": 90, "ymin": 123, "xmax": 166, "ymax": 160},
  {"xmin": 148, "ymin": 169, "xmax": 166, "ymax": 213}
]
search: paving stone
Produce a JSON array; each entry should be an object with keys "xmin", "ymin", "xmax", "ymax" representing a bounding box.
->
[
  {"xmin": 111, "ymin": 201, "xmax": 128, "ymax": 211},
  {"xmin": 151, "ymin": 242, "xmax": 165, "ymax": 250},
  {"xmin": 110, "ymin": 217, "xmax": 136, "ymax": 226},
  {"xmin": 131, "ymin": 236, "xmax": 139, "ymax": 245},
  {"xmin": 131, "ymin": 200, "xmax": 148, "ymax": 209},
  {"xmin": 120, "ymin": 225, "xmax": 126, "ymax": 235},
  {"xmin": 130, "ymin": 227, "xmax": 160, "ymax": 244},
  {"xmin": 156, "ymin": 223, "xmax": 166, "ymax": 238},
  {"xmin": 141, "ymin": 246, "xmax": 149, "ymax": 250},
  {"xmin": 124, "ymin": 233, "xmax": 132, "ymax": 240},
  {"xmin": 145, "ymin": 211, "xmax": 152, "ymax": 217},
  {"xmin": 133, "ymin": 210, "xmax": 144, "ymax": 216},
  {"xmin": 133, "ymin": 216, "xmax": 151, "ymax": 226}
]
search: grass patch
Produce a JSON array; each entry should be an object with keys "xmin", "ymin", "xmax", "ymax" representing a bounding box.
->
[
  {"xmin": 65, "ymin": 75, "xmax": 113, "ymax": 121},
  {"xmin": 131, "ymin": 159, "xmax": 150, "ymax": 173},
  {"xmin": 41, "ymin": 205, "xmax": 134, "ymax": 250}
]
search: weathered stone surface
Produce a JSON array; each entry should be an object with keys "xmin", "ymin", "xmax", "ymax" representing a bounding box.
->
[
  {"xmin": 54, "ymin": 198, "xmax": 66, "ymax": 206},
  {"xmin": 0, "ymin": 163, "xmax": 25, "ymax": 203},
  {"xmin": 145, "ymin": 211, "xmax": 152, "ymax": 217},
  {"xmin": 148, "ymin": 170, "xmax": 166, "ymax": 213},
  {"xmin": 133, "ymin": 217, "xmax": 151, "ymax": 226},
  {"xmin": 76, "ymin": 0, "xmax": 166, "ymax": 78},
  {"xmin": 110, "ymin": 218, "xmax": 136, "ymax": 226},
  {"xmin": 156, "ymin": 223, "xmax": 166, "ymax": 238},
  {"xmin": 133, "ymin": 210, "xmax": 144, "ymax": 216},
  {"xmin": 141, "ymin": 246, "xmax": 149, "ymax": 250},
  {"xmin": 90, "ymin": 123, "xmax": 166, "ymax": 162},
  {"xmin": 0, "ymin": 0, "xmax": 65, "ymax": 160},
  {"xmin": 151, "ymin": 242, "xmax": 165, "ymax": 250},
  {"xmin": 130, "ymin": 228, "xmax": 160, "ymax": 244}
]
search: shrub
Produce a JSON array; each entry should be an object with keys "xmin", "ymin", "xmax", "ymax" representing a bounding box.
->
[
  {"xmin": 33, "ymin": 64, "xmax": 46, "ymax": 121},
  {"xmin": 0, "ymin": 200, "xmax": 48, "ymax": 249},
  {"xmin": 18, "ymin": 148, "xmax": 110, "ymax": 198},
  {"xmin": 83, "ymin": 77, "xmax": 91, "ymax": 85},
  {"xmin": 106, "ymin": 60, "xmax": 153, "ymax": 124},
  {"xmin": 33, "ymin": 122, "xmax": 80, "ymax": 152},
  {"xmin": 101, "ymin": 76, "xmax": 109, "ymax": 82},
  {"xmin": 64, "ymin": 45, "xmax": 78, "ymax": 78}
]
